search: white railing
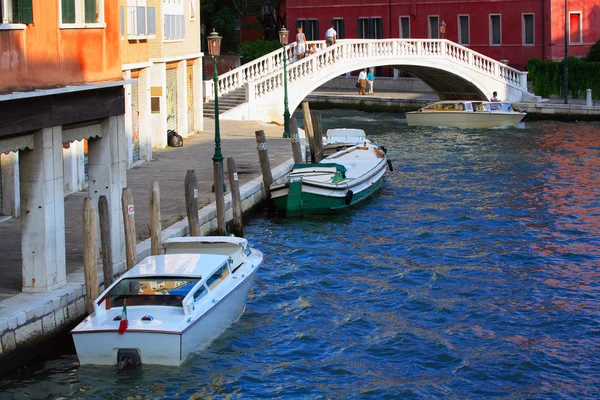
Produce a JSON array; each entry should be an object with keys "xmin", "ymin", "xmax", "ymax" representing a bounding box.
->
[{"xmin": 206, "ymin": 38, "xmax": 529, "ymax": 104}]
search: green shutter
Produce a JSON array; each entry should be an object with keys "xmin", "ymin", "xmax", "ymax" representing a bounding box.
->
[
  {"xmin": 340, "ymin": 20, "xmax": 344, "ymax": 39},
  {"xmin": 377, "ymin": 18, "xmax": 383, "ymax": 39},
  {"xmin": 368, "ymin": 18, "xmax": 375, "ymax": 39},
  {"xmin": 20, "ymin": 0, "xmax": 33, "ymax": 24},
  {"xmin": 315, "ymin": 20, "xmax": 319, "ymax": 40},
  {"xmin": 358, "ymin": 19, "xmax": 364, "ymax": 38},
  {"xmin": 62, "ymin": 0, "xmax": 75, "ymax": 23},
  {"xmin": 84, "ymin": 0, "xmax": 96, "ymax": 23}
]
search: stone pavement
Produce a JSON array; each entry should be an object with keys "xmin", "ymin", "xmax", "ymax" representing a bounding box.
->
[{"xmin": 0, "ymin": 118, "xmax": 293, "ymax": 301}]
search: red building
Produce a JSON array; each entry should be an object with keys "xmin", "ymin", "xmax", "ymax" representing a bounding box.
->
[{"xmin": 286, "ymin": 0, "xmax": 600, "ymax": 70}]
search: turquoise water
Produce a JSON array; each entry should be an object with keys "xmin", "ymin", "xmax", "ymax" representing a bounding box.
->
[{"xmin": 1, "ymin": 111, "xmax": 599, "ymax": 399}]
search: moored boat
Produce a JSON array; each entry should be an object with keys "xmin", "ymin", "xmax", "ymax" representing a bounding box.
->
[
  {"xmin": 406, "ymin": 100, "xmax": 526, "ymax": 128},
  {"xmin": 271, "ymin": 129, "xmax": 390, "ymax": 217},
  {"xmin": 71, "ymin": 236, "xmax": 262, "ymax": 368}
]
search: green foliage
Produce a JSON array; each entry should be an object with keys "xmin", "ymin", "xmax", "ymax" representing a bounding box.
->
[
  {"xmin": 239, "ymin": 40, "xmax": 281, "ymax": 62},
  {"xmin": 528, "ymin": 57, "xmax": 600, "ymax": 100},
  {"xmin": 200, "ymin": 0, "xmax": 240, "ymax": 53},
  {"xmin": 587, "ymin": 38, "xmax": 600, "ymax": 62}
]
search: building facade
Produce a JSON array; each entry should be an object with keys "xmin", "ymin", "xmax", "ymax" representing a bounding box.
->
[
  {"xmin": 286, "ymin": 0, "xmax": 600, "ymax": 71},
  {"xmin": 0, "ymin": 0, "xmax": 128, "ymax": 293}
]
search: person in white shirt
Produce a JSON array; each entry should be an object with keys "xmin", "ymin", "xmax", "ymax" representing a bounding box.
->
[
  {"xmin": 357, "ymin": 68, "xmax": 367, "ymax": 95},
  {"xmin": 325, "ymin": 25, "xmax": 337, "ymax": 46}
]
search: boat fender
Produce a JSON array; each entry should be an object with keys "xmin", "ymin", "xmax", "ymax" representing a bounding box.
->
[
  {"xmin": 380, "ymin": 145, "xmax": 387, "ymax": 154},
  {"xmin": 387, "ymin": 159, "xmax": 393, "ymax": 172},
  {"xmin": 345, "ymin": 190, "xmax": 353, "ymax": 205}
]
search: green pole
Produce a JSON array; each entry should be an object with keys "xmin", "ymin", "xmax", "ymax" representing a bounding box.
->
[
  {"xmin": 212, "ymin": 56, "xmax": 226, "ymax": 192},
  {"xmin": 282, "ymin": 46, "xmax": 291, "ymax": 139}
]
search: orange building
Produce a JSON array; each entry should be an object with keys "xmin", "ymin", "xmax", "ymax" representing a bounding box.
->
[{"xmin": 0, "ymin": 1, "xmax": 129, "ymax": 294}]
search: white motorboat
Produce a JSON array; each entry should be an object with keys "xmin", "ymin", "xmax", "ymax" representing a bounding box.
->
[
  {"xmin": 71, "ymin": 236, "xmax": 263, "ymax": 368},
  {"xmin": 271, "ymin": 129, "xmax": 391, "ymax": 217},
  {"xmin": 406, "ymin": 100, "xmax": 526, "ymax": 128}
]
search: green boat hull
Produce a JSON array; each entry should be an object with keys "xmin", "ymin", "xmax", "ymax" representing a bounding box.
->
[{"xmin": 272, "ymin": 176, "xmax": 383, "ymax": 217}]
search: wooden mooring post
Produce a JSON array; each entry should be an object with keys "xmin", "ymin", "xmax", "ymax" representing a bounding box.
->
[
  {"xmin": 97, "ymin": 195, "xmax": 114, "ymax": 287},
  {"xmin": 255, "ymin": 129, "xmax": 273, "ymax": 199},
  {"xmin": 150, "ymin": 180, "xmax": 162, "ymax": 255},
  {"xmin": 311, "ymin": 110, "xmax": 324, "ymax": 162},
  {"xmin": 289, "ymin": 117, "xmax": 303, "ymax": 164},
  {"xmin": 227, "ymin": 157, "xmax": 244, "ymax": 237},
  {"xmin": 214, "ymin": 161, "xmax": 227, "ymax": 236},
  {"xmin": 302, "ymin": 102, "xmax": 317, "ymax": 163},
  {"xmin": 184, "ymin": 170, "xmax": 200, "ymax": 236},
  {"xmin": 121, "ymin": 187, "xmax": 137, "ymax": 270},
  {"xmin": 83, "ymin": 198, "xmax": 99, "ymax": 314}
]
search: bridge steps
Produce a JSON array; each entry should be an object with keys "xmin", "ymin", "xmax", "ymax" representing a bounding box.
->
[{"xmin": 204, "ymin": 87, "xmax": 246, "ymax": 118}]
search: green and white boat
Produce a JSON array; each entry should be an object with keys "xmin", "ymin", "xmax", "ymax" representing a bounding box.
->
[{"xmin": 270, "ymin": 129, "xmax": 390, "ymax": 217}]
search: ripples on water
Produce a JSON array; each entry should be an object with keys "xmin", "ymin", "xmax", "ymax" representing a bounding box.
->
[{"xmin": 1, "ymin": 112, "xmax": 599, "ymax": 399}]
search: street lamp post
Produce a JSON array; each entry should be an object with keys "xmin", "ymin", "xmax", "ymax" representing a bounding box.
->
[
  {"xmin": 439, "ymin": 20, "xmax": 446, "ymax": 40},
  {"xmin": 207, "ymin": 29, "xmax": 226, "ymax": 192},
  {"xmin": 279, "ymin": 26, "xmax": 291, "ymax": 139}
]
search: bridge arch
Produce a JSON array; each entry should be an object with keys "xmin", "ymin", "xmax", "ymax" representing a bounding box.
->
[{"xmin": 210, "ymin": 39, "xmax": 537, "ymax": 123}]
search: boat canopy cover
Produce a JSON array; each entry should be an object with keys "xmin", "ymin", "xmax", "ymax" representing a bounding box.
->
[
  {"xmin": 326, "ymin": 128, "xmax": 367, "ymax": 144},
  {"xmin": 292, "ymin": 163, "xmax": 347, "ymax": 173}
]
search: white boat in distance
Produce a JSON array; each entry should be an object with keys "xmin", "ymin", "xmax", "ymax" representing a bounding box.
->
[
  {"xmin": 71, "ymin": 236, "xmax": 263, "ymax": 368},
  {"xmin": 406, "ymin": 100, "xmax": 526, "ymax": 129}
]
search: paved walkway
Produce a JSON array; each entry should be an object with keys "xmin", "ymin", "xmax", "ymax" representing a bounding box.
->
[{"xmin": 0, "ymin": 118, "xmax": 293, "ymax": 301}]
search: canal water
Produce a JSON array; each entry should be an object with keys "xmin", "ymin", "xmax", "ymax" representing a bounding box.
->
[{"xmin": 1, "ymin": 111, "xmax": 600, "ymax": 399}]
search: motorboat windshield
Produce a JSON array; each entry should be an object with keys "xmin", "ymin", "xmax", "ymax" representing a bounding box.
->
[{"xmin": 106, "ymin": 277, "xmax": 200, "ymax": 308}]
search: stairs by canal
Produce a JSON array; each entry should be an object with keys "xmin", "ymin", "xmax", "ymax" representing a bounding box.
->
[{"xmin": 204, "ymin": 87, "xmax": 246, "ymax": 117}]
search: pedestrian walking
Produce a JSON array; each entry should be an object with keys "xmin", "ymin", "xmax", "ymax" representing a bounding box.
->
[
  {"xmin": 325, "ymin": 25, "xmax": 337, "ymax": 46},
  {"xmin": 357, "ymin": 68, "xmax": 367, "ymax": 95},
  {"xmin": 367, "ymin": 68, "xmax": 375, "ymax": 94},
  {"xmin": 296, "ymin": 27, "xmax": 307, "ymax": 59}
]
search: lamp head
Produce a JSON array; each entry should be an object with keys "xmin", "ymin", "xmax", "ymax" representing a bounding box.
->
[
  {"xmin": 279, "ymin": 26, "xmax": 289, "ymax": 46},
  {"xmin": 207, "ymin": 29, "xmax": 222, "ymax": 57}
]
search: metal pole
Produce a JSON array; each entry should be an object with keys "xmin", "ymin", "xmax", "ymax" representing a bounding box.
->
[
  {"xmin": 564, "ymin": 0, "xmax": 569, "ymax": 104},
  {"xmin": 212, "ymin": 56, "xmax": 226, "ymax": 192},
  {"xmin": 282, "ymin": 46, "xmax": 291, "ymax": 139}
]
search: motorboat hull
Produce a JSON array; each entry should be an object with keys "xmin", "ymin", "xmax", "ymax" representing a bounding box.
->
[{"xmin": 72, "ymin": 263, "xmax": 259, "ymax": 366}]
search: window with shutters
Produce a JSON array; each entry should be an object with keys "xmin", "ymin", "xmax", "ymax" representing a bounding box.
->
[
  {"xmin": 332, "ymin": 18, "xmax": 344, "ymax": 39},
  {"xmin": 458, "ymin": 15, "xmax": 469, "ymax": 45},
  {"xmin": 163, "ymin": 0, "xmax": 184, "ymax": 41},
  {"xmin": 428, "ymin": 16, "xmax": 439, "ymax": 39},
  {"xmin": 296, "ymin": 19, "xmax": 318, "ymax": 41},
  {"xmin": 489, "ymin": 14, "xmax": 501, "ymax": 46},
  {"xmin": 1, "ymin": 0, "xmax": 33, "ymax": 27},
  {"xmin": 60, "ymin": 0, "xmax": 105, "ymax": 27},
  {"xmin": 358, "ymin": 17, "xmax": 382, "ymax": 39}
]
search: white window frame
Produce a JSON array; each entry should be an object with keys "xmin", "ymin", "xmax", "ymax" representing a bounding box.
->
[
  {"xmin": 399, "ymin": 16, "xmax": 410, "ymax": 39},
  {"xmin": 522, "ymin": 13, "xmax": 534, "ymax": 46},
  {"xmin": 59, "ymin": 0, "xmax": 106, "ymax": 29},
  {"xmin": 568, "ymin": 11, "xmax": 582, "ymax": 44},
  {"xmin": 428, "ymin": 15, "xmax": 439, "ymax": 39},
  {"xmin": 0, "ymin": 0, "xmax": 26, "ymax": 30},
  {"xmin": 163, "ymin": 0, "xmax": 184, "ymax": 42},
  {"xmin": 458, "ymin": 14, "xmax": 470, "ymax": 45},
  {"xmin": 189, "ymin": 0, "xmax": 196, "ymax": 21},
  {"xmin": 489, "ymin": 14, "xmax": 501, "ymax": 46}
]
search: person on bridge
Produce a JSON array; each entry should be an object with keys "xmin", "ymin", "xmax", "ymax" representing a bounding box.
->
[
  {"xmin": 358, "ymin": 68, "xmax": 367, "ymax": 95},
  {"xmin": 367, "ymin": 68, "xmax": 375, "ymax": 94},
  {"xmin": 296, "ymin": 27, "xmax": 307, "ymax": 59},
  {"xmin": 490, "ymin": 91, "xmax": 500, "ymax": 102},
  {"xmin": 325, "ymin": 25, "xmax": 337, "ymax": 46}
]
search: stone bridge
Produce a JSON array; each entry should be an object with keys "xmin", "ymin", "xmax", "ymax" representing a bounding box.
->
[{"xmin": 204, "ymin": 39, "xmax": 538, "ymax": 123}]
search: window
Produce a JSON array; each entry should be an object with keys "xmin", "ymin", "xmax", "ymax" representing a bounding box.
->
[
  {"xmin": 458, "ymin": 15, "xmax": 469, "ymax": 45},
  {"xmin": 522, "ymin": 14, "xmax": 534, "ymax": 45},
  {"xmin": 206, "ymin": 264, "xmax": 230, "ymax": 290},
  {"xmin": 297, "ymin": 19, "xmax": 318, "ymax": 41},
  {"xmin": 569, "ymin": 12, "xmax": 582, "ymax": 44},
  {"xmin": 399, "ymin": 16, "xmax": 410, "ymax": 38},
  {"xmin": 490, "ymin": 14, "xmax": 501, "ymax": 45},
  {"xmin": 332, "ymin": 18, "xmax": 344, "ymax": 39},
  {"xmin": 123, "ymin": 0, "xmax": 156, "ymax": 39},
  {"xmin": 428, "ymin": 16, "xmax": 439, "ymax": 39},
  {"xmin": 358, "ymin": 17, "xmax": 382, "ymax": 39},
  {"xmin": 193, "ymin": 285, "xmax": 207, "ymax": 301},
  {"xmin": 107, "ymin": 277, "xmax": 200, "ymax": 307},
  {"xmin": 1, "ymin": 0, "xmax": 33, "ymax": 25},
  {"xmin": 189, "ymin": 0, "xmax": 195, "ymax": 21},
  {"xmin": 163, "ymin": 0, "xmax": 184, "ymax": 40},
  {"xmin": 61, "ymin": 0, "xmax": 104, "ymax": 25}
]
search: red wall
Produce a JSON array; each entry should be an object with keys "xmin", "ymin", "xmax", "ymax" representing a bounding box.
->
[
  {"xmin": 287, "ymin": 0, "xmax": 600, "ymax": 70},
  {"xmin": 0, "ymin": 0, "xmax": 122, "ymax": 93}
]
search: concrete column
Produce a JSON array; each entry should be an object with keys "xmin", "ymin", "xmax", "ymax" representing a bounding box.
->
[
  {"xmin": 393, "ymin": 68, "xmax": 399, "ymax": 80},
  {"xmin": 62, "ymin": 144, "xmax": 77, "ymax": 194},
  {"xmin": 138, "ymin": 67, "xmax": 152, "ymax": 161},
  {"xmin": 150, "ymin": 62, "xmax": 167, "ymax": 148},
  {"xmin": 177, "ymin": 60, "xmax": 189, "ymax": 138},
  {"xmin": 193, "ymin": 57, "xmax": 203, "ymax": 132},
  {"xmin": 20, "ymin": 126, "xmax": 67, "ymax": 293},
  {"xmin": 1, "ymin": 151, "xmax": 20, "ymax": 217},
  {"xmin": 123, "ymin": 70, "xmax": 134, "ymax": 168},
  {"xmin": 87, "ymin": 115, "xmax": 127, "ymax": 271}
]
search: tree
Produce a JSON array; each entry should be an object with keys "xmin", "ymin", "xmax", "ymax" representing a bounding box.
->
[
  {"xmin": 232, "ymin": 0, "xmax": 286, "ymax": 41},
  {"xmin": 201, "ymin": 0, "xmax": 242, "ymax": 53},
  {"xmin": 587, "ymin": 38, "xmax": 600, "ymax": 62}
]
